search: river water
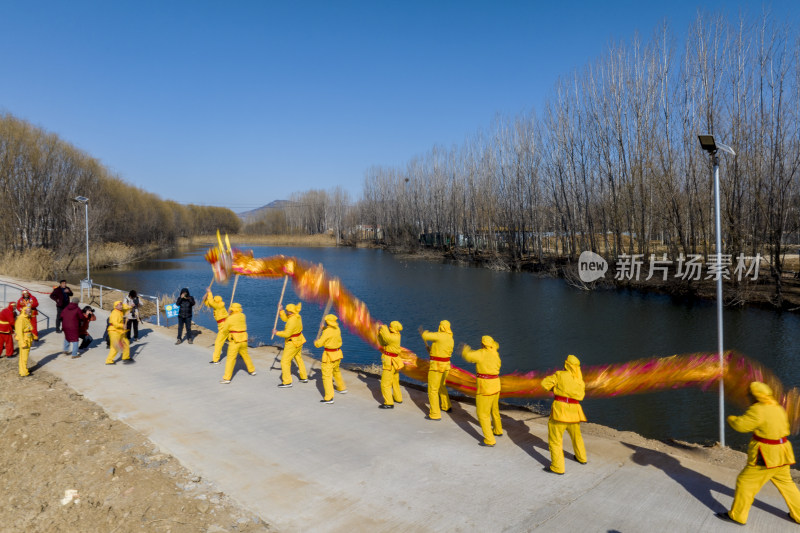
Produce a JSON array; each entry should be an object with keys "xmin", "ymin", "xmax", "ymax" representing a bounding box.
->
[{"xmin": 84, "ymin": 245, "xmax": 800, "ymax": 448}]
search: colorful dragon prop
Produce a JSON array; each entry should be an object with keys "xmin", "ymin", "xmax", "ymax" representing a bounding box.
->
[{"xmin": 206, "ymin": 236, "xmax": 800, "ymax": 434}]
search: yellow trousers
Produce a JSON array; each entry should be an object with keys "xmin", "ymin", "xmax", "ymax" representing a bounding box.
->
[
  {"xmin": 476, "ymin": 393, "xmax": 502, "ymax": 445},
  {"xmin": 105, "ymin": 332, "xmax": 130, "ymax": 364},
  {"xmin": 211, "ymin": 327, "xmax": 227, "ymax": 363},
  {"xmin": 18, "ymin": 346, "xmax": 30, "ymax": 377},
  {"xmin": 729, "ymin": 463, "xmax": 800, "ymax": 524},
  {"xmin": 548, "ymin": 420, "xmax": 587, "ymax": 473},
  {"xmin": 427, "ymin": 369, "xmax": 451, "ymax": 419},
  {"xmin": 223, "ymin": 340, "xmax": 255, "ymax": 381},
  {"xmin": 321, "ymin": 360, "xmax": 346, "ymax": 401},
  {"xmin": 380, "ymin": 367, "xmax": 402, "ymax": 405},
  {"xmin": 280, "ymin": 342, "xmax": 307, "ymax": 384}
]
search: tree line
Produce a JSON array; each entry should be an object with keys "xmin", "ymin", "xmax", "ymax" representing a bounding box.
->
[{"xmin": 0, "ymin": 113, "xmax": 241, "ymax": 259}]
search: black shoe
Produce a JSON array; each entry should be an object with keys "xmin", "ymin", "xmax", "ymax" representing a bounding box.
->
[
  {"xmin": 56, "ymin": 329, "xmax": 61, "ymax": 333},
  {"xmin": 577, "ymin": 460, "xmax": 588, "ymax": 465},
  {"xmin": 425, "ymin": 415, "xmax": 441, "ymax": 421},
  {"xmin": 300, "ymin": 379, "xmax": 308, "ymax": 383},
  {"xmin": 175, "ymin": 339, "xmax": 182, "ymax": 345},
  {"xmin": 395, "ymin": 400, "xmax": 403, "ymax": 404},
  {"xmin": 320, "ymin": 399, "xmax": 334, "ymax": 404},
  {"xmin": 209, "ymin": 360, "xmax": 220, "ymax": 365},
  {"xmin": 379, "ymin": 404, "xmax": 394, "ymax": 409},
  {"xmin": 122, "ymin": 359, "xmax": 133, "ymax": 364},
  {"xmin": 715, "ymin": 512, "xmax": 742, "ymax": 525},
  {"xmin": 277, "ymin": 383, "xmax": 292, "ymax": 388},
  {"xmin": 187, "ymin": 339, "xmax": 193, "ymax": 344},
  {"xmin": 442, "ymin": 408, "xmax": 452, "ymax": 413},
  {"xmin": 543, "ymin": 467, "xmax": 563, "ymax": 475},
  {"xmin": 479, "ymin": 441, "xmax": 495, "ymax": 447}
]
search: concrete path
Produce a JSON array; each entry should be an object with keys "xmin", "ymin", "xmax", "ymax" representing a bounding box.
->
[{"xmin": 3, "ymin": 276, "xmax": 798, "ymax": 532}]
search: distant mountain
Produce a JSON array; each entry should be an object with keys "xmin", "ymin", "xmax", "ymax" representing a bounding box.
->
[{"xmin": 237, "ymin": 200, "xmax": 293, "ymax": 222}]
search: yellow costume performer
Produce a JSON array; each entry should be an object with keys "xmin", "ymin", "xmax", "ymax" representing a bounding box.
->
[
  {"xmin": 15, "ymin": 307, "xmax": 33, "ymax": 377},
  {"xmin": 220, "ymin": 303, "xmax": 256, "ymax": 383},
  {"xmin": 541, "ymin": 355, "xmax": 587, "ymax": 474},
  {"xmin": 462, "ymin": 336, "xmax": 503, "ymax": 445},
  {"xmin": 421, "ymin": 320, "xmax": 454, "ymax": 420},
  {"xmin": 377, "ymin": 320, "xmax": 404, "ymax": 408},
  {"xmin": 105, "ymin": 301, "xmax": 131, "ymax": 364},
  {"xmin": 204, "ymin": 289, "xmax": 229, "ymax": 364},
  {"xmin": 716, "ymin": 381, "xmax": 800, "ymax": 525},
  {"xmin": 274, "ymin": 302, "xmax": 308, "ymax": 387},
  {"xmin": 314, "ymin": 314, "xmax": 347, "ymax": 403}
]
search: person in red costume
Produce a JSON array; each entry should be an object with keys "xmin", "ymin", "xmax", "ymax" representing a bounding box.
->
[
  {"xmin": 0, "ymin": 302, "xmax": 16, "ymax": 357},
  {"xmin": 16, "ymin": 290, "xmax": 39, "ymax": 340}
]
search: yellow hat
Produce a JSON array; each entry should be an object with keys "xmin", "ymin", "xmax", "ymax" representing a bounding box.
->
[
  {"xmin": 213, "ymin": 295, "xmax": 223, "ymax": 304},
  {"xmin": 750, "ymin": 382, "xmax": 778, "ymax": 405},
  {"xmin": 230, "ymin": 303, "xmax": 242, "ymax": 312},
  {"xmin": 286, "ymin": 303, "xmax": 301, "ymax": 314},
  {"xmin": 113, "ymin": 300, "xmax": 122, "ymax": 307},
  {"xmin": 390, "ymin": 320, "xmax": 403, "ymax": 332},
  {"xmin": 481, "ymin": 335, "xmax": 498, "ymax": 349},
  {"xmin": 438, "ymin": 320, "xmax": 452, "ymax": 334},
  {"xmin": 325, "ymin": 314, "xmax": 338, "ymax": 326}
]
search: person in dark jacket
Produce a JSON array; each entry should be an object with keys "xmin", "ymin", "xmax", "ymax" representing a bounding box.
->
[
  {"xmin": 60, "ymin": 297, "xmax": 83, "ymax": 358},
  {"xmin": 79, "ymin": 306, "xmax": 96, "ymax": 351},
  {"xmin": 49, "ymin": 280, "xmax": 73, "ymax": 333},
  {"xmin": 175, "ymin": 288, "xmax": 196, "ymax": 344}
]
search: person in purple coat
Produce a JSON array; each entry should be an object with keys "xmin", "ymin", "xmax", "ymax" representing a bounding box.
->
[{"xmin": 60, "ymin": 297, "xmax": 83, "ymax": 359}]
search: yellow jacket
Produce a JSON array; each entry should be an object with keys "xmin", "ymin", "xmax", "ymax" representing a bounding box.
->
[
  {"xmin": 378, "ymin": 324, "xmax": 404, "ymax": 370},
  {"xmin": 15, "ymin": 314, "xmax": 32, "ymax": 348},
  {"xmin": 422, "ymin": 321, "xmax": 454, "ymax": 372},
  {"xmin": 314, "ymin": 324, "xmax": 343, "ymax": 363},
  {"xmin": 729, "ymin": 402, "xmax": 795, "ymax": 468},
  {"xmin": 225, "ymin": 310, "xmax": 248, "ymax": 343},
  {"xmin": 276, "ymin": 311, "xmax": 305, "ymax": 346},
  {"xmin": 461, "ymin": 339, "xmax": 501, "ymax": 396},
  {"xmin": 541, "ymin": 357, "xmax": 587, "ymax": 423},
  {"xmin": 108, "ymin": 308, "xmax": 128, "ymax": 334},
  {"xmin": 204, "ymin": 292, "xmax": 229, "ymax": 323}
]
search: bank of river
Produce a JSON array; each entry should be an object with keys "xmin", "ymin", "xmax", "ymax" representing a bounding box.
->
[{"xmin": 78, "ymin": 244, "xmax": 799, "ymax": 450}]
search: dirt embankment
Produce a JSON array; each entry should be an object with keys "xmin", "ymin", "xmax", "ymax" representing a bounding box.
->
[{"xmin": 0, "ymin": 360, "xmax": 273, "ymax": 533}]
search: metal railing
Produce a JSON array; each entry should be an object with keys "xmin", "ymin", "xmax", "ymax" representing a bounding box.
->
[
  {"xmin": 0, "ymin": 282, "xmax": 51, "ymax": 332},
  {"xmin": 79, "ymin": 282, "xmax": 161, "ymax": 327}
]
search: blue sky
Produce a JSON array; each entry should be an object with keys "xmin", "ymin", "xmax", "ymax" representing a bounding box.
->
[{"xmin": 2, "ymin": 1, "xmax": 798, "ymax": 212}]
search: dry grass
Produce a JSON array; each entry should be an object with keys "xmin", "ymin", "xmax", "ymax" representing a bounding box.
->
[
  {"xmin": 0, "ymin": 243, "xmax": 159, "ymax": 281},
  {"xmin": 188, "ymin": 233, "xmax": 338, "ymax": 248}
]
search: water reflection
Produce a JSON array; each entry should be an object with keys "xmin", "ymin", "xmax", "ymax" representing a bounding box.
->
[{"xmin": 82, "ymin": 244, "xmax": 800, "ymax": 447}]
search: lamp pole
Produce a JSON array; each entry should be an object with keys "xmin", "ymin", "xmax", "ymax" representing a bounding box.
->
[
  {"xmin": 698, "ymin": 135, "xmax": 735, "ymax": 448},
  {"xmin": 73, "ymin": 196, "xmax": 90, "ymax": 286}
]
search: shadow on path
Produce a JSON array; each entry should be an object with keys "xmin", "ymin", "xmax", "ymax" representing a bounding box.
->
[
  {"xmin": 623, "ymin": 442, "xmax": 789, "ymax": 519},
  {"xmin": 502, "ymin": 414, "xmax": 550, "ymax": 467},
  {"xmin": 30, "ymin": 351, "xmax": 61, "ymax": 372}
]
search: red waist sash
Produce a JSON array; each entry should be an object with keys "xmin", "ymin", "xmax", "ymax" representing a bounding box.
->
[
  {"xmin": 216, "ymin": 318, "xmax": 226, "ymax": 323},
  {"xmin": 753, "ymin": 435, "xmax": 788, "ymax": 445},
  {"xmin": 324, "ymin": 347, "xmax": 341, "ymax": 352},
  {"xmin": 382, "ymin": 351, "xmax": 398, "ymax": 357},
  {"xmin": 430, "ymin": 356, "xmax": 451, "ymax": 362},
  {"xmin": 477, "ymin": 373, "xmax": 499, "ymax": 379},
  {"xmin": 554, "ymin": 395, "xmax": 581, "ymax": 404}
]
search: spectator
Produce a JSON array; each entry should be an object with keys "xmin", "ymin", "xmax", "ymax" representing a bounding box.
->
[
  {"xmin": 124, "ymin": 290, "xmax": 141, "ymax": 341},
  {"xmin": 175, "ymin": 288, "xmax": 195, "ymax": 344},
  {"xmin": 16, "ymin": 290, "xmax": 39, "ymax": 340},
  {"xmin": 61, "ymin": 297, "xmax": 83, "ymax": 359},
  {"xmin": 49, "ymin": 280, "xmax": 73, "ymax": 333},
  {"xmin": 79, "ymin": 306, "xmax": 96, "ymax": 351},
  {"xmin": 0, "ymin": 302, "xmax": 16, "ymax": 357}
]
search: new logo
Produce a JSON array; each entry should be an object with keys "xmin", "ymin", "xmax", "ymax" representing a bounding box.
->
[{"xmin": 578, "ymin": 251, "xmax": 608, "ymax": 282}]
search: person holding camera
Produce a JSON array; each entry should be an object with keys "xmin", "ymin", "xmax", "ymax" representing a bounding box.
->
[
  {"xmin": 79, "ymin": 306, "xmax": 96, "ymax": 351},
  {"xmin": 49, "ymin": 280, "xmax": 73, "ymax": 333},
  {"xmin": 175, "ymin": 288, "xmax": 195, "ymax": 344},
  {"xmin": 124, "ymin": 290, "xmax": 141, "ymax": 341}
]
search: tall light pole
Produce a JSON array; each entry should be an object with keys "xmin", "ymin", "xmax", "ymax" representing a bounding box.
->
[
  {"xmin": 698, "ymin": 135, "xmax": 735, "ymax": 447},
  {"xmin": 72, "ymin": 196, "xmax": 90, "ymax": 285}
]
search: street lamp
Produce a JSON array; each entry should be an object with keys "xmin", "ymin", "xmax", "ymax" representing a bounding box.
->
[
  {"xmin": 697, "ymin": 134, "xmax": 735, "ymax": 448},
  {"xmin": 72, "ymin": 196, "xmax": 90, "ymax": 288}
]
